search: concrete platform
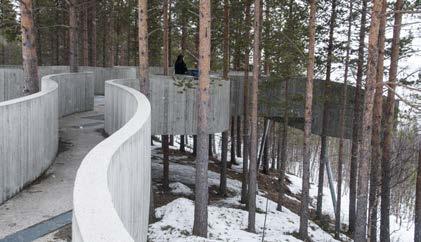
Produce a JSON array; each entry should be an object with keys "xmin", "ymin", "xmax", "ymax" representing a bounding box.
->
[{"xmin": 0, "ymin": 96, "xmax": 106, "ymax": 240}]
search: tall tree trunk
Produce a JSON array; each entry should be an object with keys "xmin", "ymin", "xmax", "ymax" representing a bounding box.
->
[
  {"xmin": 237, "ymin": 116, "xmax": 242, "ymax": 157},
  {"xmin": 277, "ymin": 78, "xmax": 288, "ymax": 211},
  {"xmin": 162, "ymin": 0, "xmax": 170, "ymax": 193},
  {"xmin": 220, "ymin": 0, "xmax": 230, "ymax": 197},
  {"xmin": 354, "ymin": 0, "xmax": 383, "ymax": 240},
  {"xmin": 415, "ymin": 139, "xmax": 421, "ymax": 242},
  {"xmin": 91, "ymin": 0, "xmax": 97, "ymax": 66},
  {"xmin": 230, "ymin": 117, "xmax": 236, "ymax": 166},
  {"xmin": 241, "ymin": 0, "xmax": 251, "ymax": 205},
  {"xmin": 180, "ymin": 135, "xmax": 185, "ymax": 152},
  {"xmin": 69, "ymin": 0, "xmax": 78, "ymax": 72},
  {"xmin": 82, "ymin": 2, "xmax": 88, "ymax": 66},
  {"xmin": 163, "ymin": 0, "xmax": 169, "ymax": 74},
  {"xmin": 335, "ymin": 0, "xmax": 352, "ymax": 238},
  {"xmin": 299, "ymin": 0, "xmax": 316, "ymax": 239},
  {"xmin": 162, "ymin": 135, "xmax": 170, "ymax": 191},
  {"xmin": 380, "ymin": 0, "xmax": 403, "ymax": 241},
  {"xmin": 247, "ymin": 0, "xmax": 261, "ymax": 233},
  {"xmin": 349, "ymin": 0, "xmax": 368, "ymax": 234},
  {"xmin": 193, "ymin": 0, "xmax": 211, "ymax": 237},
  {"xmin": 220, "ymin": 131, "xmax": 228, "ymax": 196},
  {"xmin": 138, "ymin": 0, "xmax": 149, "ymax": 97},
  {"xmin": 368, "ymin": 1, "xmax": 387, "ymax": 241},
  {"xmin": 316, "ymin": 0, "xmax": 336, "ymax": 220},
  {"xmin": 21, "ymin": 0, "xmax": 39, "ymax": 94}
]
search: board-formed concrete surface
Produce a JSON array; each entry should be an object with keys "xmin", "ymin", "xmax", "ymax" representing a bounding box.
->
[
  {"xmin": 0, "ymin": 97, "xmax": 105, "ymax": 239},
  {"xmin": 119, "ymin": 75, "xmax": 230, "ymax": 135},
  {"xmin": 0, "ymin": 72, "xmax": 95, "ymax": 204},
  {"xmin": 0, "ymin": 77, "xmax": 58, "ymax": 204},
  {"xmin": 73, "ymin": 80, "xmax": 151, "ymax": 242}
]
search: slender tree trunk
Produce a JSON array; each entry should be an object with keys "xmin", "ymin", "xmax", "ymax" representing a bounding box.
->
[
  {"xmin": 21, "ymin": 0, "xmax": 39, "ymax": 94},
  {"xmin": 335, "ymin": 0, "xmax": 352, "ymax": 238},
  {"xmin": 354, "ymin": 0, "xmax": 383, "ymax": 240},
  {"xmin": 299, "ymin": 0, "xmax": 316, "ymax": 239},
  {"xmin": 180, "ymin": 135, "xmax": 185, "ymax": 152},
  {"xmin": 82, "ymin": 2, "xmax": 88, "ymax": 66},
  {"xmin": 220, "ymin": 131, "xmax": 228, "ymax": 196},
  {"xmin": 193, "ymin": 0, "xmax": 211, "ymax": 237},
  {"xmin": 237, "ymin": 116, "xmax": 242, "ymax": 157},
  {"xmin": 162, "ymin": 0, "xmax": 170, "ymax": 193},
  {"xmin": 277, "ymin": 78, "xmax": 289, "ymax": 211},
  {"xmin": 247, "ymin": 0, "xmax": 261, "ymax": 233},
  {"xmin": 138, "ymin": 0, "xmax": 149, "ymax": 97},
  {"xmin": 219, "ymin": 0, "xmax": 230, "ymax": 197},
  {"xmin": 230, "ymin": 117, "xmax": 236, "ymax": 166},
  {"xmin": 208, "ymin": 134, "xmax": 213, "ymax": 158},
  {"xmin": 349, "ymin": 0, "xmax": 368, "ymax": 234},
  {"xmin": 241, "ymin": 0, "xmax": 251, "ymax": 205},
  {"xmin": 163, "ymin": 0, "xmax": 169, "ymax": 74},
  {"xmin": 415, "ymin": 139, "xmax": 421, "ymax": 242},
  {"xmin": 91, "ymin": 0, "xmax": 97, "ymax": 66},
  {"xmin": 69, "ymin": 0, "xmax": 78, "ymax": 72},
  {"xmin": 162, "ymin": 135, "xmax": 170, "ymax": 191},
  {"xmin": 368, "ymin": 1, "xmax": 387, "ymax": 241},
  {"xmin": 381, "ymin": 1, "xmax": 403, "ymax": 241},
  {"xmin": 316, "ymin": 0, "xmax": 336, "ymax": 220}
]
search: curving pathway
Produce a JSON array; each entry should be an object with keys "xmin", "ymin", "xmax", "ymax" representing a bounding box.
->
[{"xmin": 0, "ymin": 96, "xmax": 106, "ymax": 241}]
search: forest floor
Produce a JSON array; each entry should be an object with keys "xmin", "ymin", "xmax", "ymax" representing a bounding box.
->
[{"xmin": 148, "ymin": 143, "xmax": 351, "ymax": 242}]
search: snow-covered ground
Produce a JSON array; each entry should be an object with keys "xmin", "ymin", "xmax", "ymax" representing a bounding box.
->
[{"xmin": 148, "ymin": 143, "xmax": 347, "ymax": 241}]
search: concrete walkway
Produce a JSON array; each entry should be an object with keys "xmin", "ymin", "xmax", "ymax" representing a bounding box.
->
[{"xmin": 0, "ymin": 97, "xmax": 106, "ymax": 241}]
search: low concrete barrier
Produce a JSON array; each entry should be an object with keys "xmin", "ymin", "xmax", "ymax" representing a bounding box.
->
[
  {"xmin": 0, "ymin": 72, "xmax": 94, "ymax": 204},
  {"xmin": 119, "ymin": 74, "xmax": 230, "ymax": 135},
  {"xmin": 0, "ymin": 77, "xmax": 59, "ymax": 203},
  {"xmin": 73, "ymin": 79, "xmax": 151, "ymax": 242}
]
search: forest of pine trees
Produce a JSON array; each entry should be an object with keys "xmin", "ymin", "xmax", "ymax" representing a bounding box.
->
[{"xmin": 1, "ymin": 0, "xmax": 421, "ymax": 241}]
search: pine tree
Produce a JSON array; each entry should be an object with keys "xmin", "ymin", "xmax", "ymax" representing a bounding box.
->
[
  {"xmin": 193, "ymin": 0, "xmax": 211, "ymax": 237},
  {"xmin": 241, "ymin": 0, "xmax": 251, "ymax": 205},
  {"xmin": 335, "ymin": 0, "xmax": 352, "ymax": 238},
  {"xmin": 138, "ymin": 0, "xmax": 149, "ymax": 97},
  {"xmin": 381, "ymin": 0, "xmax": 404, "ymax": 241},
  {"xmin": 220, "ymin": 0, "xmax": 230, "ymax": 196},
  {"xmin": 69, "ymin": 0, "xmax": 78, "ymax": 72},
  {"xmin": 299, "ymin": 0, "xmax": 316, "ymax": 239},
  {"xmin": 368, "ymin": 1, "xmax": 387, "ymax": 240},
  {"xmin": 354, "ymin": 0, "xmax": 383, "ymax": 240},
  {"xmin": 316, "ymin": 0, "xmax": 336, "ymax": 220},
  {"xmin": 349, "ymin": 0, "xmax": 367, "ymax": 234},
  {"xmin": 247, "ymin": 0, "xmax": 262, "ymax": 233},
  {"xmin": 21, "ymin": 0, "xmax": 40, "ymax": 94}
]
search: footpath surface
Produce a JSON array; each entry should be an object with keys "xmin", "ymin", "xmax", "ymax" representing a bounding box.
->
[{"xmin": 0, "ymin": 96, "xmax": 106, "ymax": 241}]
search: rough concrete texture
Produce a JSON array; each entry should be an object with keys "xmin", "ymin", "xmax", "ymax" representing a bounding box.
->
[
  {"xmin": 0, "ymin": 96, "xmax": 105, "ymax": 239},
  {"xmin": 73, "ymin": 80, "xmax": 151, "ymax": 242},
  {"xmin": 120, "ymin": 75, "xmax": 230, "ymax": 135},
  {"xmin": 0, "ymin": 72, "xmax": 95, "ymax": 205},
  {"xmin": 0, "ymin": 77, "xmax": 58, "ymax": 204}
]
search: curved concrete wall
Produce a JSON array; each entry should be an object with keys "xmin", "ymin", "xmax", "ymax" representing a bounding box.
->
[
  {"xmin": 0, "ymin": 72, "xmax": 94, "ymax": 204},
  {"xmin": 49, "ymin": 73, "xmax": 94, "ymax": 116},
  {"xmin": 120, "ymin": 74, "xmax": 230, "ymax": 135},
  {"xmin": 73, "ymin": 79, "xmax": 151, "ymax": 242},
  {"xmin": 0, "ymin": 77, "xmax": 59, "ymax": 203}
]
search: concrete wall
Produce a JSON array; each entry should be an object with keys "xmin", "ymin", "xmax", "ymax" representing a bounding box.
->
[
  {"xmin": 0, "ymin": 68, "xmax": 24, "ymax": 102},
  {"xmin": 80, "ymin": 67, "xmax": 137, "ymax": 95},
  {"xmin": 73, "ymin": 79, "xmax": 151, "ymax": 242},
  {"xmin": 49, "ymin": 73, "xmax": 94, "ymax": 116},
  {"xmin": 120, "ymin": 74, "xmax": 230, "ymax": 135},
  {"xmin": 0, "ymin": 72, "xmax": 94, "ymax": 204},
  {"xmin": 0, "ymin": 77, "xmax": 59, "ymax": 204}
]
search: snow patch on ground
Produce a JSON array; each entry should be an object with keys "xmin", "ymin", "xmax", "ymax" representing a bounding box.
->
[
  {"xmin": 149, "ymin": 196, "xmax": 340, "ymax": 242},
  {"xmin": 170, "ymin": 182, "xmax": 194, "ymax": 196}
]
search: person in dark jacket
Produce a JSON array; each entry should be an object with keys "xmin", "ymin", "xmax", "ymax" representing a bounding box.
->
[{"xmin": 174, "ymin": 54, "xmax": 188, "ymax": 74}]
